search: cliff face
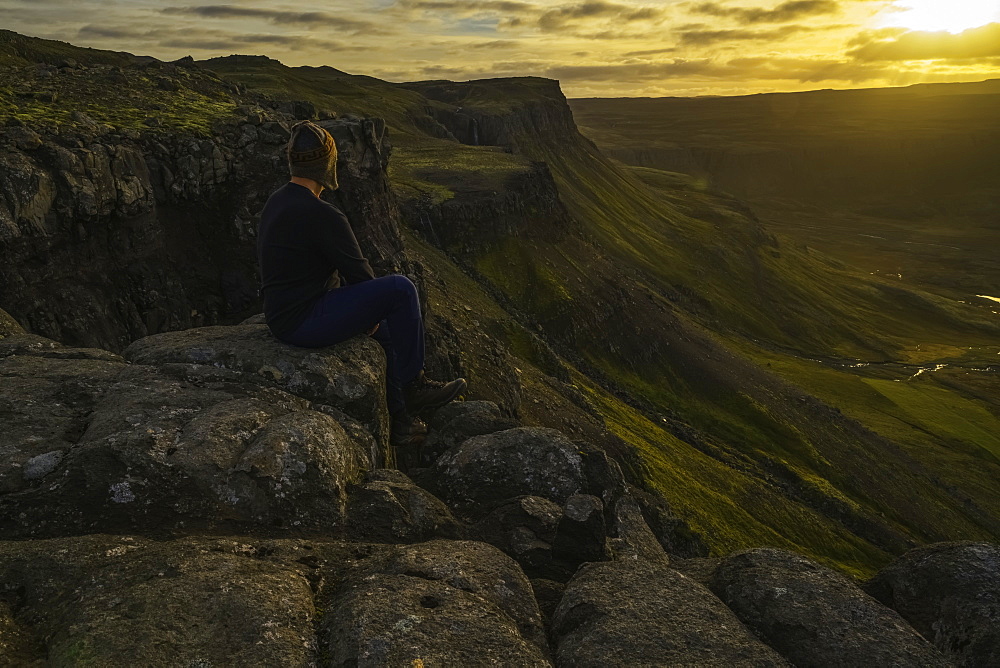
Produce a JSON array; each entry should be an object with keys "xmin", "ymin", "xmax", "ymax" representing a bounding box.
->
[
  {"xmin": 0, "ymin": 90, "xmax": 402, "ymax": 352},
  {"xmin": 403, "ymin": 77, "xmax": 580, "ymax": 151},
  {"xmin": 403, "ymin": 160, "xmax": 575, "ymax": 255}
]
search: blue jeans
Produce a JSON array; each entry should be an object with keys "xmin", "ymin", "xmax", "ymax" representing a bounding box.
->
[{"xmin": 281, "ymin": 275, "xmax": 425, "ymax": 417}]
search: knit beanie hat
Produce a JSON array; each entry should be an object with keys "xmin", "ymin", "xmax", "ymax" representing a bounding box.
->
[{"xmin": 287, "ymin": 120, "xmax": 338, "ymax": 190}]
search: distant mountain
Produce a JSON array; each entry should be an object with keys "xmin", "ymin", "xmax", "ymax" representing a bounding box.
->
[{"xmin": 569, "ymin": 82, "xmax": 1000, "ymax": 297}]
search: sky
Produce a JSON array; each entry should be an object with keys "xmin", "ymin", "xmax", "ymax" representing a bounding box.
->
[{"xmin": 2, "ymin": 0, "xmax": 1000, "ymax": 96}]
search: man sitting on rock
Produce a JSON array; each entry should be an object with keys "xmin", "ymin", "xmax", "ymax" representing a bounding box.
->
[{"xmin": 257, "ymin": 120, "xmax": 466, "ymax": 446}]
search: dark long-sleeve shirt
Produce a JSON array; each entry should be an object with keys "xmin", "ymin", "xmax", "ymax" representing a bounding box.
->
[{"xmin": 257, "ymin": 182, "xmax": 374, "ymax": 338}]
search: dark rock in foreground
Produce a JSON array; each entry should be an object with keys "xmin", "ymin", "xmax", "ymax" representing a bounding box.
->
[
  {"xmin": 866, "ymin": 541, "xmax": 1000, "ymax": 667},
  {"xmin": 323, "ymin": 540, "xmax": 551, "ymax": 666},
  {"xmin": 0, "ymin": 535, "xmax": 340, "ymax": 666},
  {"xmin": 0, "ymin": 318, "xmax": 390, "ymax": 538},
  {"xmin": 421, "ymin": 399, "xmax": 520, "ymax": 465},
  {"xmin": 710, "ymin": 548, "xmax": 949, "ymax": 668},
  {"xmin": 124, "ymin": 323, "xmax": 390, "ymax": 450},
  {"xmin": 0, "ymin": 534, "xmax": 560, "ymax": 666},
  {"xmin": 552, "ymin": 559, "xmax": 788, "ymax": 667},
  {"xmin": 345, "ymin": 469, "xmax": 463, "ymax": 542},
  {"xmin": 431, "ymin": 426, "xmax": 589, "ymax": 513}
]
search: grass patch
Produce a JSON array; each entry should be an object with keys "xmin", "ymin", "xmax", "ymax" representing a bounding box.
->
[
  {"xmin": 390, "ymin": 139, "xmax": 528, "ymax": 205},
  {"xmin": 574, "ymin": 369, "xmax": 887, "ymax": 577},
  {"xmin": 1, "ymin": 70, "xmax": 237, "ymax": 135}
]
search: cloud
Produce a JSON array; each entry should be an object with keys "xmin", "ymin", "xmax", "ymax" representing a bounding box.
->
[
  {"xmin": 688, "ymin": 0, "xmax": 840, "ymax": 24},
  {"xmin": 552, "ymin": 55, "xmax": 893, "ymax": 83},
  {"xmin": 624, "ymin": 46, "xmax": 678, "ymax": 56},
  {"xmin": 849, "ymin": 23, "xmax": 1000, "ymax": 61},
  {"xmin": 160, "ymin": 5, "xmax": 383, "ymax": 35},
  {"xmin": 678, "ymin": 25, "xmax": 809, "ymax": 45},
  {"xmin": 536, "ymin": 1, "xmax": 666, "ymax": 31},
  {"xmin": 77, "ymin": 24, "xmax": 350, "ymax": 54},
  {"xmin": 77, "ymin": 25, "xmax": 142, "ymax": 40},
  {"xmin": 394, "ymin": 0, "xmax": 666, "ymax": 36},
  {"xmin": 470, "ymin": 39, "xmax": 520, "ymax": 48},
  {"xmin": 677, "ymin": 21, "xmax": 853, "ymax": 45},
  {"xmin": 402, "ymin": 0, "xmax": 535, "ymax": 12}
]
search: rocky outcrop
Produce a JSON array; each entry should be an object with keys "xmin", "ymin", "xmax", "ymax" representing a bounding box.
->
[
  {"xmin": 0, "ymin": 231, "xmax": 989, "ymax": 668},
  {"xmin": 866, "ymin": 542, "xmax": 1000, "ymax": 666},
  {"xmin": 404, "ymin": 161, "xmax": 576, "ymax": 255},
  {"xmin": 322, "ymin": 540, "xmax": 550, "ymax": 666},
  {"xmin": 0, "ymin": 100, "xmax": 403, "ymax": 352},
  {"xmin": 709, "ymin": 548, "xmax": 949, "ymax": 667},
  {"xmin": 123, "ymin": 323, "xmax": 390, "ymax": 449},
  {"xmin": 0, "ymin": 311, "xmax": 392, "ymax": 539},
  {"xmin": 552, "ymin": 559, "xmax": 788, "ymax": 666},
  {"xmin": 403, "ymin": 78, "xmax": 580, "ymax": 152},
  {"xmin": 430, "ymin": 426, "xmax": 606, "ymax": 515},
  {"xmin": 0, "ymin": 534, "xmax": 554, "ymax": 667}
]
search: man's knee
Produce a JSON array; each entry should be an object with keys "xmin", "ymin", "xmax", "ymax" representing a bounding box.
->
[{"xmin": 389, "ymin": 274, "xmax": 417, "ymax": 299}]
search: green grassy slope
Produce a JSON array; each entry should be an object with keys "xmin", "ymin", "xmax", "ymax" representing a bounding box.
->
[
  {"xmin": 398, "ymin": 76, "xmax": 1000, "ymax": 574},
  {"xmin": 206, "ymin": 62, "xmax": 1000, "ymax": 575}
]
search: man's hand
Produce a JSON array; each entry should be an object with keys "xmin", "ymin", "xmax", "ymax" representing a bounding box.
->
[{"xmin": 367, "ymin": 323, "xmax": 380, "ymax": 336}]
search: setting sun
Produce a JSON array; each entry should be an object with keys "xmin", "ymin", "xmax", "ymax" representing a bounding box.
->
[{"xmin": 881, "ymin": 0, "xmax": 1000, "ymax": 34}]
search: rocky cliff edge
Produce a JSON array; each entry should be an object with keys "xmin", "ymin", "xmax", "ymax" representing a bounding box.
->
[{"xmin": 2, "ymin": 306, "xmax": 998, "ymax": 666}]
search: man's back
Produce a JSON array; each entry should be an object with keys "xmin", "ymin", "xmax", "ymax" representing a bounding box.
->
[{"xmin": 257, "ymin": 182, "xmax": 373, "ymax": 339}]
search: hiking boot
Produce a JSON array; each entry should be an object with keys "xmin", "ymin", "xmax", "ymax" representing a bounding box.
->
[
  {"xmin": 390, "ymin": 413, "xmax": 428, "ymax": 448},
  {"xmin": 404, "ymin": 370, "xmax": 467, "ymax": 413}
]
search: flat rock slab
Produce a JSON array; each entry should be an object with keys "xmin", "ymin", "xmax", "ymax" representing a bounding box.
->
[
  {"xmin": 124, "ymin": 323, "xmax": 390, "ymax": 449},
  {"xmin": 0, "ymin": 535, "xmax": 371, "ymax": 667},
  {"xmin": 710, "ymin": 548, "xmax": 948, "ymax": 668},
  {"xmin": 0, "ymin": 354, "xmax": 126, "ymax": 495},
  {"xmin": 325, "ymin": 539, "xmax": 550, "ymax": 666},
  {"xmin": 552, "ymin": 559, "xmax": 788, "ymax": 667},
  {"xmin": 1, "ymin": 358, "xmax": 370, "ymax": 538},
  {"xmin": 866, "ymin": 541, "xmax": 1000, "ymax": 667}
]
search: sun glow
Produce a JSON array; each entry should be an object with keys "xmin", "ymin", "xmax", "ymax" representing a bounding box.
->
[{"xmin": 880, "ymin": 0, "xmax": 1000, "ymax": 34}]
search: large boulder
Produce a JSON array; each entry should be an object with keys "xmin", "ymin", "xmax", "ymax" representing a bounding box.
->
[
  {"xmin": 709, "ymin": 548, "xmax": 949, "ymax": 668},
  {"xmin": 474, "ymin": 495, "xmax": 566, "ymax": 580},
  {"xmin": 430, "ymin": 427, "xmax": 588, "ymax": 513},
  {"xmin": 866, "ymin": 541, "xmax": 1000, "ymax": 667},
  {"xmin": 608, "ymin": 492, "xmax": 669, "ymax": 563},
  {"xmin": 0, "ymin": 535, "xmax": 333, "ymax": 666},
  {"xmin": 552, "ymin": 559, "xmax": 788, "ymax": 667},
  {"xmin": 345, "ymin": 469, "xmax": 463, "ymax": 542},
  {"xmin": 1, "ymin": 359, "xmax": 370, "ymax": 537},
  {"xmin": 124, "ymin": 324, "xmax": 390, "ymax": 450},
  {"xmin": 420, "ymin": 400, "xmax": 519, "ymax": 465},
  {"xmin": 322, "ymin": 540, "xmax": 550, "ymax": 666}
]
